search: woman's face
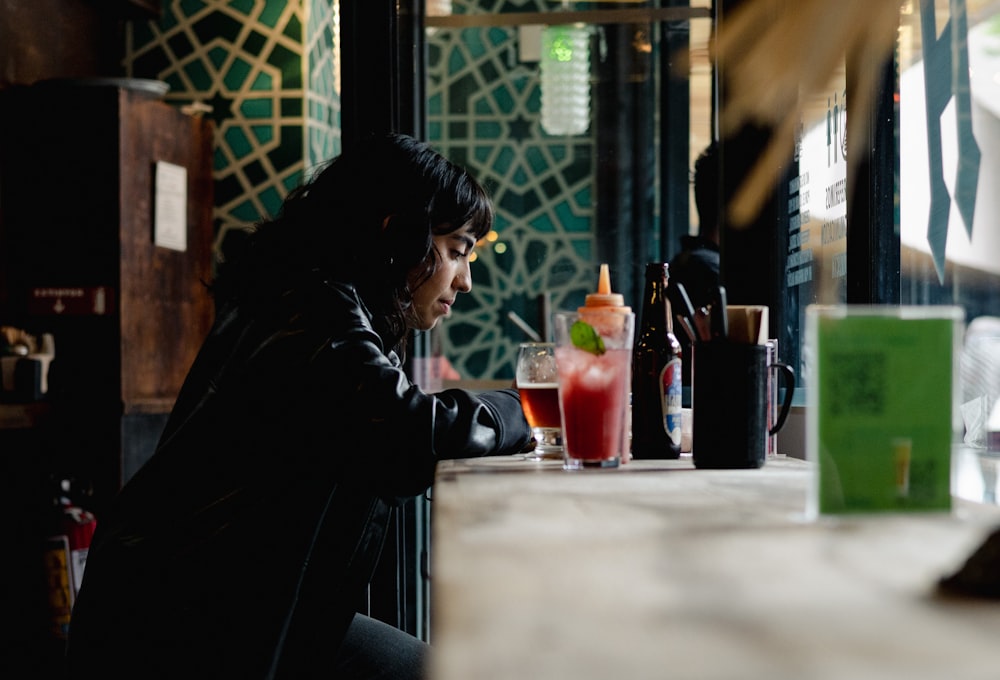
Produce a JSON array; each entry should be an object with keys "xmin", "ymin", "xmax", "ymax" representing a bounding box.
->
[{"xmin": 408, "ymin": 223, "xmax": 477, "ymax": 331}]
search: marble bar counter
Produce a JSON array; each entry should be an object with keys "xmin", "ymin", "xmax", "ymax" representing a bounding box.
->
[{"xmin": 429, "ymin": 453, "xmax": 1000, "ymax": 680}]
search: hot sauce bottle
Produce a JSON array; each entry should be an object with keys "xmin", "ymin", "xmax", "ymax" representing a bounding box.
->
[
  {"xmin": 578, "ymin": 264, "xmax": 632, "ymax": 328},
  {"xmin": 631, "ymin": 262, "xmax": 683, "ymax": 459}
]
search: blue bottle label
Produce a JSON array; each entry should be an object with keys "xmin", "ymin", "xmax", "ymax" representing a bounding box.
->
[{"xmin": 660, "ymin": 357, "xmax": 683, "ymax": 446}]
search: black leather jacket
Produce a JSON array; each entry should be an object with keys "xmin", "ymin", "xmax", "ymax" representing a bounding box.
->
[{"xmin": 66, "ymin": 277, "xmax": 532, "ymax": 678}]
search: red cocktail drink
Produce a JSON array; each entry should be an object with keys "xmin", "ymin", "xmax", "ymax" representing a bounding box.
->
[
  {"xmin": 554, "ymin": 309, "xmax": 634, "ymax": 469},
  {"xmin": 556, "ymin": 346, "xmax": 632, "ymax": 465}
]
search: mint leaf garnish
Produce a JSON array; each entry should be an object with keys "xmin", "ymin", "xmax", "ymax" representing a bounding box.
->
[{"xmin": 570, "ymin": 320, "xmax": 606, "ymax": 355}]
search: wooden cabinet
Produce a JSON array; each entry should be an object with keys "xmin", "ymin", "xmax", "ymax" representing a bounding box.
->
[
  {"xmin": 1, "ymin": 79, "xmax": 214, "ymax": 506},
  {"xmin": 0, "ymin": 78, "xmax": 213, "ymax": 673}
]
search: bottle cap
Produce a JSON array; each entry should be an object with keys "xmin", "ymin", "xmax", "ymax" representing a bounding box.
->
[{"xmin": 579, "ymin": 264, "xmax": 631, "ymax": 314}]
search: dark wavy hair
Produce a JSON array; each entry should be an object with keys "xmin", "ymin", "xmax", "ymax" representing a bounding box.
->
[{"xmin": 211, "ymin": 134, "xmax": 494, "ymax": 345}]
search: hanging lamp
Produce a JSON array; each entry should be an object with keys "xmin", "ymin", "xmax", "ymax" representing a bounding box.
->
[{"xmin": 540, "ymin": 21, "xmax": 591, "ymax": 136}]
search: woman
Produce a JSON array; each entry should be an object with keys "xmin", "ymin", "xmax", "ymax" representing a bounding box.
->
[{"xmin": 65, "ymin": 134, "xmax": 533, "ymax": 679}]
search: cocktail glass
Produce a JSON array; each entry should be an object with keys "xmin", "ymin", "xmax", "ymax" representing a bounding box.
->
[{"xmin": 553, "ymin": 310, "xmax": 635, "ymax": 469}]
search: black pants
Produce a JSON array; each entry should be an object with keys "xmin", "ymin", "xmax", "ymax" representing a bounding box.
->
[{"xmin": 333, "ymin": 614, "xmax": 429, "ymax": 680}]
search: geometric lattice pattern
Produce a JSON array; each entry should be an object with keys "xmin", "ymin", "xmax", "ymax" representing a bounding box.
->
[
  {"xmin": 124, "ymin": 0, "xmax": 598, "ymax": 381},
  {"xmin": 124, "ymin": 0, "xmax": 336, "ymax": 257},
  {"xmin": 428, "ymin": 0, "xmax": 597, "ymax": 379},
  {"xmin": 305, "ymin": 0, "xmax": 341, "ymax": 168}
]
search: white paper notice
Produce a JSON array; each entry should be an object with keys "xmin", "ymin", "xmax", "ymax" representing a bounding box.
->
[{"xmin": 154, "ymin": 161, "xmax": 188, "ymax": 252}]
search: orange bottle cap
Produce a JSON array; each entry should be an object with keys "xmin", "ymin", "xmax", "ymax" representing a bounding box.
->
[{"xmin": 579, "ymin": 264, "xmax": 631, "ymax": 313}]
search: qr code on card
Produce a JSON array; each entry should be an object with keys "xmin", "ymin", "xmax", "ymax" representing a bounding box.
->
[{"xmin": 826, "ymin": 351, "xmax": 886, "ymax": 417}]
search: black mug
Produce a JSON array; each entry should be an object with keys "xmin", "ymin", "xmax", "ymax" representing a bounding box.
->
[{"xmin": 692, "ymin": 341, "xmax": 795, "ymax": 469}]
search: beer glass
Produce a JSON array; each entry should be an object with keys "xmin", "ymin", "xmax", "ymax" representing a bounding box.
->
[{"xmin": 515, "ymin": 342, "xmax": 563, "ymax": 460}]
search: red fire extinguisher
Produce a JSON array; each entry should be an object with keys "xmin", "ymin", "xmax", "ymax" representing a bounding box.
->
[{"xmin": 42, "ymin": 478, "xmax": 97, "ymax": 639}]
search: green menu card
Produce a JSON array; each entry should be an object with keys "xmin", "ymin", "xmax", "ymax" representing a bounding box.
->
[{"xmin": 807, "ymin": 305, "xmax": 963, "ymax": 515}]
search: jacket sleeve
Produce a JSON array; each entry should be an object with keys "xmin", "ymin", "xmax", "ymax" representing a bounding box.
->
[
  {"xmin": 299, "ymin": 287, "xmax": 533, "ymax": 498},
  {"xmin": 430, "ymin": 386, "xmax": 531, "ymax": 459}
]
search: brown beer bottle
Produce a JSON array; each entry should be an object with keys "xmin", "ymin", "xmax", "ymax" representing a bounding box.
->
[{"xmin": 631, "ymin": 262, "xmax": 683, "ymax": 458}]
